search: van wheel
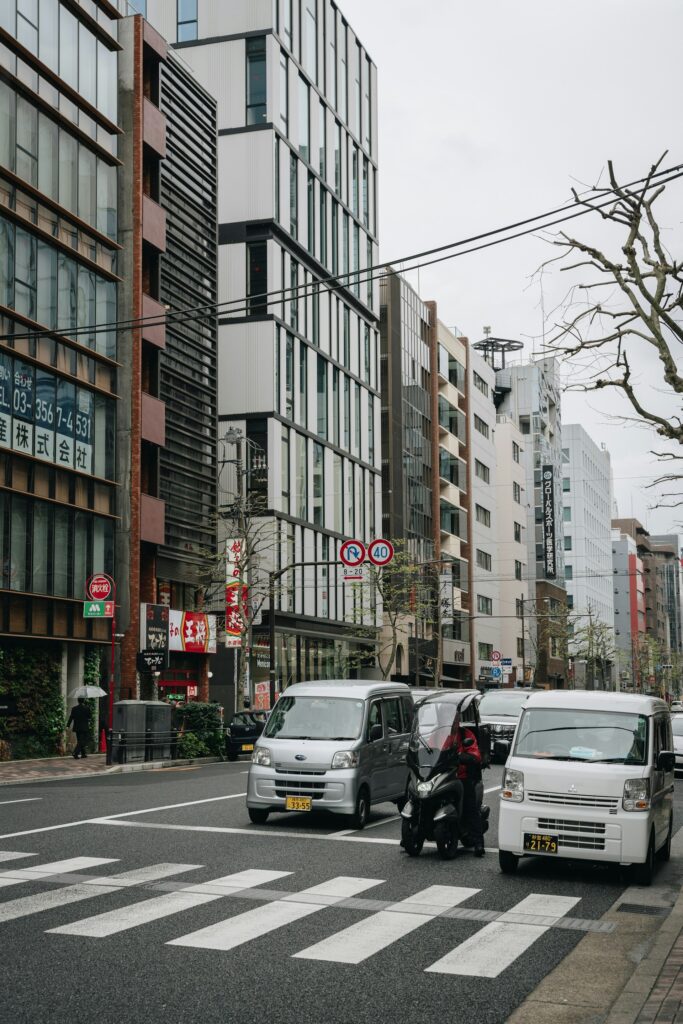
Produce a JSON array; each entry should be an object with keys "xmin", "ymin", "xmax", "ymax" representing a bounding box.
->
[
  {"xmin": 499, "ymin": 850, "xmax": 519, "ymax": 875},
  {"xmin": 658, "ymin": 816, "xmax": 673, "ymax": 862},
  {"xmin": 634, "ymin": 832, "xmax": 655, "ymax": 886},
  {"xmin": 350, "ymin": 787, "xmax": 370, "ymax": 830},
  {"xmin": 248, "ymin": 808, "xmax": 269, "ymax": 825}
]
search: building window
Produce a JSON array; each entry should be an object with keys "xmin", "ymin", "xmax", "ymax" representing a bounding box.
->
[
  {"xmin": 279, "ymin": 52, "xmax": 289, "ymax": 134},
  {"xmin": 475, "ymin": 504, "xmax": 490, "ymax": 527},
  {"xmin": 279, "ymin": 0, "xmax": 292, "ymax": 50},
  {"xmin": 473, "ymin": 413, "xmax": 489, "ymax": 438},
  {"xmin": 285, "ymin": 333, "xmax": 294, "ymax": 418},
  {"xmin": 477, "ymin": 594, "xmax": 493, "ymax": 616},
  {"xmin": 296, "ymin": 432, "xmax": 307, "ymax": 519},
  {"xmin": 298, "ymin": 76, "xmax": 309, "ymax": 161},
  {"xmin": 319, "ymin": 188, "xmax": 327, "ymax": 267},
  {"xmin": 564, "ymin": 535, "xmax": 572, "ymax": 551},
  {"xmin": 298, "ymin": 343, "xmax": 307, "ymax": 428},
  {"xmin": 474, "ymin": 459, "xmax": 490, "ymax": 484},
  {"xmin": 307, "ymin": 173, "xmax": 315, "ymax": 254},
  {"xmin": 246, "ymin": 37, "xmax": 267, "ymax": 125},
  {"xmin": 476, "ymin": 549, "xmax": 492, "ymax": 571},
  {"xmin": 281, "ymin": 426, "xmax": 290, "ymax": 513},
  {"xmin": 563, "ymin": 506, "xmax": 571, "ymax": 522},
  {"xmin": 478, "ymin": 642, "xmax": 493, "ymax": 661},
  {"xmin": 313, "ymin": 441, "xmax": 324, "ymax": 526},
  {"xmin": 177, "ymin": 0, "xmax": 197, "ymax": 41},
  {"xmin": 565, "ymin": 564, "xmax": 573, "ymax": 580},
  {"xmin": 514, "ymin": 560, "xmax": 523, "ymax": 580},
  {"xmin": 368, "ymin": 392, "xmax": 374, "ymax": 463},
  {"xmin": 334, "ymin": 121, "xmax": 342, "ymax": 196},
  {"xmin": 246, "ymin": 241, "xmax": 267, "ymax": 315},
  {"xmin": 562, "ymin": 447, "xmax": 570, "ymax": 463},
  {"xmin": 289, "ymin": 153, "xmax": 298, "ymax": 237},
  {"xmin": 514, "ymin": 521, "xmax": 522, "ymax": 543},
  {"xmin": 318, "ymin": 101, "xmax": 326, "ymax": 177},
  {"xmin": 473, "ymin": 372, "xmax": 488, "ymax": 397},
  {"xmin": 317, "ymin": 355, "xmax": 327, "ymax": 439},
  {"xmin": 512, "ymin": 440, "xmax": 521, "ymax": 463},
  {"xmin": 515, "ymin": 598, "xmax": 524, "ymax": 618},
  {"xmin": 513, "ymin": 481, "xmax": 522, "ymax": 503},
  {"xmin": 562, "ymin": 477, "xmax": 570, "ymax": 492},
  {"xmin": 516, "ymin": 636, "xmax": 524, "ymax": 657},
  {"xmin": 567, "ymin": 594, "xmax": 574, "ymax": 609}
]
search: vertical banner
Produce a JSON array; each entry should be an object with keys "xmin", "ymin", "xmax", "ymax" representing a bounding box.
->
[
  {"xmin": 225, "ymin": 539, "xmax": 245, "ymax": 648},
  {"xmin": 140, "ymin": 603, "xmax": 170, "ymax": 655},
  {"xmin": 34, "ymin": 370, "xmax": 56, "ymax": 463},
  {"xmin": 0, "ymin": 351, "xmax": 11, "ymax": 450},
  {"xmin": 12, "ymin": 360, "xmax": 34, "ymax": 456},
  {"xmin": 439, "ymin": 572, "xmax": 454, "ymax": 626},
  {"xmin": 542, "ymin": 464, "xmax": 556, "ymax": 579}
]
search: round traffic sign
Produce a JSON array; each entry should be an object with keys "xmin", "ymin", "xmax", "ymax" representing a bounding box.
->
[
  {"xmin": 87, "ymin": 573, "xmax": 114, "ymax": 601},
  {"xmin": 339, "ymin": 540, "xmax": 366, "ymax": 567},
  {"xmin": 491, "ymin": 650, "xmax": 501, "ymax": 662},
  {"xmin": 367, "ymin": 538, "xmax": 395, "ymax": 567}
]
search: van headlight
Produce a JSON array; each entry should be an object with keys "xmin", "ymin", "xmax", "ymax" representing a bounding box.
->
[
  {"xmin": 331, "ymin": 750, "xmax": 359, "ymax": 769},
  {"xmin": 501, "ymin": 768, "xmax": 524, "ymax": 802},
  {"xmin": 417, "ymin": 779, "xmax": 434, "ymax": 796},
  {"xmin": 623, "ymin": 778, "xmax": 650, "ymax": 811},
  {"xmin": 251, "ymin": 747, "xmax": 271, "ymax": 766}
]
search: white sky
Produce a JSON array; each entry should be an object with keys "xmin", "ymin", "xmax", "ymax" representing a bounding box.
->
[{"xmin": 342, "ymin": 0, "xmax": 683, "ymax": 539}]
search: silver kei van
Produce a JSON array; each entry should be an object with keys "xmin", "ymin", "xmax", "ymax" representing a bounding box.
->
[{"xmin": 246, "ymin": 681, "xmax": 413, "ymax": 829}]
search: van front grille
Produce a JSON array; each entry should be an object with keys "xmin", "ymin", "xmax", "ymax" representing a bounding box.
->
[
  {"xmin": 537, "ymin": 816, "xmax": 607, "ymax": 850},
  {"xmin": 528, "ymin": 790, "xmax": 619, "ymax": 811}
]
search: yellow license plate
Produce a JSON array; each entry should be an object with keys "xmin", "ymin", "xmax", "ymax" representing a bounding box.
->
[
  {"xmin": 523, "ymin": 832, "xmax": 558, "ymax": 854},
  {"xmin": 241, "ymin": 744, "xmax": 254, "ymax": 752},
  {"xmin": 285, "ymin": 796, "xmax": 312, "ymax": 812}
]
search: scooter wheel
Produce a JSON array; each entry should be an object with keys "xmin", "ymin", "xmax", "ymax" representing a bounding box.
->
[
  {"xmin": 401, "ymin": 818, "xmax": 424, "ymax": 857},
  {"xmin": 435, "ymin": 822, "xmax": 459, "ymax": 860}
]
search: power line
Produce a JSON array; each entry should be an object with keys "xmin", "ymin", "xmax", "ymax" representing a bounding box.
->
[{"xmin": 3, "ymin": 162, "xmax": 682, "ymax": 347}]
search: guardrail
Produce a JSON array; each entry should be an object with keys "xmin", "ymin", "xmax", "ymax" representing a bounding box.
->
[{"xmin": 106, "ymin": 729, "xmax": 178, "ymax": 766}]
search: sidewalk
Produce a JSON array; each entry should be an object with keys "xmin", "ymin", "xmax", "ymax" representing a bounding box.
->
[{"xmin": 0, "ymin": 754, "xmax": 112, "ymax": 785}]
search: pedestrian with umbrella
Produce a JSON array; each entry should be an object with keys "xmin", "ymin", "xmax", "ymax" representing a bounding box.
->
[{"xmin": 67, "ymin": 686, "xmax": 107, "ymax": 759}]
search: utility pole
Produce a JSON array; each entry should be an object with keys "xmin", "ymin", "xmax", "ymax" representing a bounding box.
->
[{"xmin": 520, "ymin": 592, "xmax": 526, "ymax": 684}]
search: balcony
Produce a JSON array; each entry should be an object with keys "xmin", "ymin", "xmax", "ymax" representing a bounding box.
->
[
  {"xmin": 141, "ymin": 392, "xmax": 166, "ymax": 447},
  {"xmin": 142, "ymin": 194, "xmax": 166, "ymax": 252},
  {"xmin": 140, "ymin": 493, "xmax": 165, "ymax": 545},
  {"xmin": 143, "ymin": 97, "xmax": 167, "ymax": 158},
  {"xmin": 142, "ymin": 293, "xmax": 166, "ymax": 349}
]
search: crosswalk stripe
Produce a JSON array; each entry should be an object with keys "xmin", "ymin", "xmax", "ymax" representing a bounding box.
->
[
  {"xmin": 425, "ymin": 893, "xmax": 581, "ymax": 977},
  {"xmin": 293, "ymin": 885, "xmax": 480, "ymax": 964},
  {"xmin": 0, "ymin": 863, "xmax": 202, "ymax": 924},
  {"xmin": 0, "ymin": 857, "xmax": 116, "ymax": 890},
  {"xmin": 48, "ymin": 869, "xmax": 291, "ymax": 938},
  {"xmin": 0, "ymin": 852, "xmax": 37, "ymax": 863},
  {"xmin": 168, "ymin": 875, "xmax": 384, "ymax": 952}
]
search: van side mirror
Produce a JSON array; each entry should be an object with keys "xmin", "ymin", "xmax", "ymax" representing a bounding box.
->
[
  {"xmin": 657, "ymin": 750, "xmax": 675, "ymax": 772},
  {"xmin": 369, "ymin": 724, "xmax": 383, "ymax": 742}
]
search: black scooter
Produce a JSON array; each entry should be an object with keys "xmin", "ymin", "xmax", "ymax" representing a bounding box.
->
[{"xmin": 400, "ymin": 737, "xmax": 490, "ymax": 860}]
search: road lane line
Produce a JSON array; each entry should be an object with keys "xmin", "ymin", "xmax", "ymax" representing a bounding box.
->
[
  {"xmin": 0, "ymin": 857, "xmax": 116, "ymax": 890},
  {"xmin": 0, "ymin": 852, "xmax": 37, "ymax": 863},
  {"xmin": 168, "ymin": 876, "xmax": 383, "ymax": 952},
  {"xmin": 0, "ymin": 792, "xmax": 247, "ymax": 840},
  {"xmin": 294, "ymin": 885, "xmax": 479, "ymax": 964},
  {"xmin": 364, "ymin": 815, "xmax": 401, "ymax": 830},
  {"xmin": 484, "ymin": 785, "xmax": 501, "ymax": 794},
  {"xmin": 48, "ymin": 869, "xmax": 290, "ymax": 938},
  {"xmin": 0, "ymin": 798, "xmax": 42, "ymax": 806},
  {"xmin": 0, "ymin": 863, "xmax": 202, "ymax": 924},
  {"xmin": 425, "ymin": 893, "xmax": 581, "ymax": 977}
]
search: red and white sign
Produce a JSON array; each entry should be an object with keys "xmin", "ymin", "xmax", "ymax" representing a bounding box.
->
[
  {"xmin": 225, "ymin": 583, "xmax": 248, "ymax": 649},
  {"xmin": 254, "ymin": 681, "xmax": 270, "ymax": 711},
  {"xmin": 168, "ymin": 610, "xmax": 217, "ymax": 654},
  {"xmin": 87, "ymin": 573, "xmax": 114, "ymax": 601},
  {"xmin": 491, "ymin": 651, "xmax": 501, "ymax": 662},
  {"xmin": 367, "ymin": 539, "xmax": 395, "ymax": 567},
  {"xmin": 340, "ymin": 540, "xmax": 366, "ymax": 567}
]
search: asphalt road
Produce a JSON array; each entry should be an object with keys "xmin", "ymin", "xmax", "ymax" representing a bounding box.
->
[{"xmin": 2, "ymin": 761, "xmax": 683, "ymax": 1024}]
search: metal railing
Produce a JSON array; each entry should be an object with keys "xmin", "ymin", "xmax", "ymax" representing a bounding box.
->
[{"xmin": 106, "ymin": 729, "xmax": 178, "ymax": 766}]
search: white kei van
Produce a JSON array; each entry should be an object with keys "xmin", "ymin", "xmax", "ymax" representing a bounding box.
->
[{"xmin": 498, "ymin": 692, "xmax": 675, "ymax": 885}]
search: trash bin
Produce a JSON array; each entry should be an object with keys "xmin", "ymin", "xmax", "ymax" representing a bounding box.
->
[
  {"xmin": 112, "ymin": 701, "xmax": 147, "ymax": 763},
  {"xmin": 145, "ymin": 701, "xmax": 172, "ymax": 760}
]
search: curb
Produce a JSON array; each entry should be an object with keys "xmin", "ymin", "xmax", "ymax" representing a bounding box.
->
[{"xmin": 0, "ymin": 755, "xmax": 228, "ymax": 786}]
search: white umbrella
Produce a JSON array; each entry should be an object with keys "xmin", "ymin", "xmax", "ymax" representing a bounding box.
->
[{"xmin": 68, "ymin": 685, "xmax": 108, "ymax": 699}]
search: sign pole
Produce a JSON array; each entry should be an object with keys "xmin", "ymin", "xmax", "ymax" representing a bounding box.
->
[{"xmin": 109, "ymin": 579, "xmax": 117, "ymax": 730}]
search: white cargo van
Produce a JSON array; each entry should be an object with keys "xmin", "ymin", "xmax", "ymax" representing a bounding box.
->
[{"xmin": 498, "ymin": 692, "xmax": 675, "ymax": 884}]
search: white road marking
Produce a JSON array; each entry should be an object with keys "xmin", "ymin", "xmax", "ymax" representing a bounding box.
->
[
  {"xmin": 48, "ymin": 869, "xmax": 290, "ymax": 938},
  {"xmin": 425, "ymin": 893, "xmax": 581, "ymax": 977},
  {"xmin": 0, "ymin": 798, "xmax": 42, "ymax": 806},
  {"xmin": 98, "ymin": 818, "xmax": 401, "ymax": 845},
  {"xmin": 294, "ymin": 885, "xmax": 479, "ymax": 964},
  {"xmin": 484, "ymin": 785, "xmax": 501, "ymax": 794},
  {"xmin": 0, "ymin": 852, "xmax": 37, "ymax": 863},
  {"xmin": 0, "ymin": 863, "xmax": 202, "ymax": 923},
  {"xmin": 0, "ymin": 792, "xmax": 247, "ymax": 840},
  {"xmin": 168, "ymin": 876, "xmax": 383, "ymax": 952},
  {"xmin": 0, "ymin": 857, "xmax": 116, "ymax": 890},
  {"xmin": 364, "ymin": 815, "xmax": 401, "ymax": 830}
]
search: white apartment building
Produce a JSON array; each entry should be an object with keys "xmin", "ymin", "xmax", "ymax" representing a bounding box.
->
[
  {"xmin": 469, "ymin": 348, "xmax": 499, "ymax": 686},
  {"xmin": 563, "ymin": 425, "xmax": 615, "ymax": 687},
  {"xmin": 494, "ymin": 415, "xmax": 530, "ymax": 684},
  {"xmin": 144, "ymin": 0, "xmax": 381, "ymax": 687}
]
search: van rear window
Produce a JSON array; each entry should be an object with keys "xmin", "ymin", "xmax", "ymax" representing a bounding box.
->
[{"xmin": 513, "ymin": 709, "xmax": 648, "ymax": 765}]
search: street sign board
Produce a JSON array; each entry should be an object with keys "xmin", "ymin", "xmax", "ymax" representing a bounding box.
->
[
  {"xmin": 501, "ymin": 658, "xmax": 513, "ymax": 667},
  {"xmin": 367, "ymin": 538, "xmax": 394, "ymax": 567},
  {"xmin": 343, "ymin": 564, "xmax": 365, "ymax": 582},
  {"xmin": 491, "ymin": 651, "xmax": 501, "ymax": 662},
  {"xmin": 137, "ymin": 650, "xmax": 167, "ymax": 673},
  {"xmin": 83, "ymin": 600, "xmax": 114, "ymax": 618},
  {"xmin": 87, "ymin": 574, "xmax": 114, "ymax": 601},
  {"xmin": 491, "ymin": 666, "xmax": 502, "ymax": 679},
  {"xmin": 339, "ymin": 540, "xmax": 366, "ymax": 567}
]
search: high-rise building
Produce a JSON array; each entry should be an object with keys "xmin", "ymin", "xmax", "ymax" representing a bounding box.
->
[
  {"xmin": 611, "ymin": 522, "xmax": 647, "ymax": 690},
  {"xmin": 143, "ymin": 1, "xmax": 380, "ymax": 695},
  {"xmin": 494, "ymin": 412, "xmax": 529, "ymax": 685},
  {"xmin": 0, "ymin": 1, "xmax": 121, "ymax": 710},
  {"xmin": 649, "ymin": 534, "xmax": 683, "ymax": 683},
  {"xmin": 562, "ymin": 424, "xmax": 615, "ymax": 688}
]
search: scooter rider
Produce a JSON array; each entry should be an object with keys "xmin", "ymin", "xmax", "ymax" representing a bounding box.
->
[{"xmin": 428, "ymin": 710, "xmax": 485, "ymax": 858}]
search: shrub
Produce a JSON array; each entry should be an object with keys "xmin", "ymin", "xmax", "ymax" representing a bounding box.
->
[
  {"xmin": 176, "ymin": 732, "xmax": 210, "ymax": 759},
  {"xmin": 176, "ymin": 702, "xmax": 223, "ymax": 756},
  {"xmin": 0, "ymin": 644, "xmax": 65, "ymax": 761}
]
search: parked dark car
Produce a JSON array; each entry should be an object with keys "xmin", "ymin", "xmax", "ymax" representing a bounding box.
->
[{"xmin": 225, "ymin": 711, "xmax": 268, "ymax": 761}]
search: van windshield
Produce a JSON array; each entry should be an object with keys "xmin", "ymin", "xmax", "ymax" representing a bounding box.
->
[
  {"xmin": 264, "ymin": 696, "xmax": 365, "ymax": 741},
  {"xmin": 513, "ymin": 708, "xmax": 648, "ymax": 764}
]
